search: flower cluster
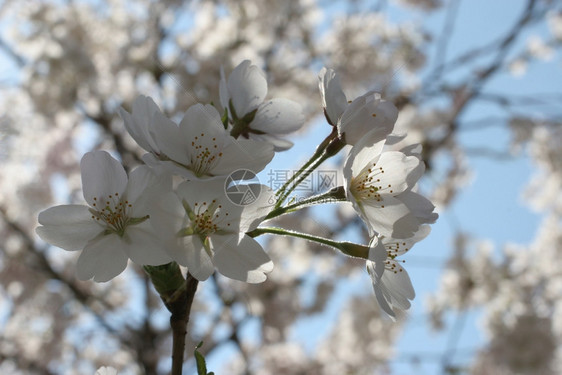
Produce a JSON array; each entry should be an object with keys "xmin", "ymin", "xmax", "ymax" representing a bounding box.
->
[{"xmin": 36, "ymin": 60, "xmax": 437, "ymax": 317}]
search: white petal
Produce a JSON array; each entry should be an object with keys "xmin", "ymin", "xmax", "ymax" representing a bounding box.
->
[
  {"xmin": 125, "ymin": 165, "xmax": 171, "ymax": 213},
  {"xmin": 81, "ymin": 151, "xmax": 128, "ymax": 206},
  {"xmin": 179, "ymin": 104, "xmax": 227, "ymax": 148},
  {"xmin": 318, "ymin": 67, "xmax": 348, "ymax": 125},
  {"xmin": 400, "ymin": 143, "xmax": 423, "ymax": 157},
  {"xmin": 183, "ymin": 235, "xmax": 214, "ymax": 281},
  {"xmin": 213, "ymin": 139, "xmax": 274, "ymax": 176},
  {"xmin": 339, "ymin": 92, "xmax": 397, "ymax": 145},
  {"xmin": 381, "ymin": 225, "xmax": 432, "ymax": 256},
  {"xmin": 142, "ymin": 155, "xmax": 199, "ymax": 180},
  {"xmin": 121, "ymin": 222, "xmax": 172, "ymax": 265},
  {"xmin": 76, "ymin": 235, "xmax": 129, "ymax": 282},
  {"xmin": 367, "ymin": 260, "xmax": 395, "ymax": 318},
  {"xmin": 343, "ymin": 131, "xmax": 386, "ymax": 184},
  {"xmin": 249, "ymin": 133, "xmax": 294, "ymax": 152},
  {"xmin": 148, "ymin": 191, "xmax": 186, "ymax": 242},
  {"xmin": 237, "ymin": 185, "xmax": 275, "ymax": 232},
  {"xmin": 375, "ymin": 151, "xmax": 422, "ymax": 195},
  {"xmin": 367, "ymin": 236, "xmax": 388, "ymax": 265},
  {"xmin": 367, "ymin": 260, "xmax": 415, "ymax": 318},
  {"xmin": 212, "ymin": 234, "xmax": 273, "ymax": 283},
  {"xmin": 119, "ymin": 95, "xmax": 161, "ymax": 153},
  {"xmin": 398, "ymin": 191, "xmax": 438, "ymax": 224},
  {"xmin": 36, "ymin": 205, "xmax": 102, "ymax": 251},
  {"xmin": 176, "ymin": 179, "xmax": 233, "ymax": 211},
  {"xmin": 381, "ymin": 263, "xmax": 415, "ymax": 305},
  {"xmin": 152, "ymin": 111, "xmax": 190, "ymax": 165},
  {"xmin": 361, "ymin": 196, "xmax": 420, "ymax": 238},
  {"xmin": 251, "ymin": 99, "xmax": 305, "ymax": 135},
  {"xmin": 227, "ymin": 60, "xmax": 267, "ymax": 117}
]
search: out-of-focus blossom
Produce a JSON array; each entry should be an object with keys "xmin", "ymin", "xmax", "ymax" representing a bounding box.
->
[{"xmin": 95, "ymin": 367, "xmax": 118, "ymax": 375}]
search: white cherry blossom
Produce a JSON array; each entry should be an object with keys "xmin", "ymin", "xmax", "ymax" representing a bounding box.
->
[
  {"xmin": 149, "ymin": 178, "xmax": 274, "ymax": 283},
  {"xmin": 36, "ymin": 151, "xmax": 171, "ymax": 282},
  {"xmin": 343, "ymin": 128, "xmax": 436, "ymax": 238},
  {"xmin": 319, "ymin": 67, "xmax": 398, "ymax": 145},
  {"xmin": 220, "ymin": 60, "xmax": 305, "ymax": 151},
  {"xmin": 367, "ymin": 225, "xmax": 430, "ymax": 318},
  {"xmin": 120, "ymin": 97, "xmax": 275, "ymax": 179}
]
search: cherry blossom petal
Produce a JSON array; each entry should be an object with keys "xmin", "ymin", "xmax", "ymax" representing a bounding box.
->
[
  {"xmin": 226, "ymin": 60, "xmax": 268, "ymax": 117},
  {"xmin": 81, "ymin": 151, "xmax": 128, "ymax": 207},
  {"xmin": 212, "ymin": 234, "xmax": 273, "ymax": 283},
  {"xmin": 339, "ymin": 91, "xmax": 397, "ymax": 145},
  {"xmin": 343, "ymin": 131, "xmax": 386, "ymax": 182},
  {"xmin": 367, "ymin": 257, "xmax": 415, "ymax": 319},
  {"xmin": 360, "ymin": 196, "xmax": 419, "ymax": 238},
  {"xmin": 183, "ymin": 235, "xmax": 214, "ymax": 281},
  {"xmin": 179, "ymin": 104, "xmax": 227, "ymax": 145},
  {"xmin": 237, "ymin": 185, "xmax": 275, "ymax": 232},
  {"xmin": 251, "ymin": 98, "xmax": 304, "ymax": 135},
  {"xmin": 125, "ymin": 166, "xmax": 171, "ymax": 216},
  {"xmin": 381, "ymin": 225, "xmax": 432, "ymax": 257},
  {"xmin": 76, "ymin": 235, "xmax": 129, "ymax": 282},
  {"xmin": 398, "ymin": 191, "xmax": 439, "ymax": 225},
  {"xmin": 318, "ymin": 67, "xmax": 348, "ymax": 125},
  {"xmin": 36, "ymin": 205, "xmax": 102, "ymax": 251},
  {"xmin": 119, "ymin": 95, "xmax": 161, "ymax": 153},
  {"xmin": 122, "ymin": 222, "xmax": 172, "ymax": 265},
  {"xmin": 212, "ymin": 139, "xmax": 274, "ymax": 176},
  {"xmin": 152, "ymin": 110, "xmax": 190, "ymax": 165},
  {"xmin": 248, "ymin": 133, "xmax": 294, "ymax": 152},
  {"xmin": 379, "ymin": 263, "xmax": 415, "ymax": 308},
  {"xmin": 370, "ymin": 151, "xmax": 421, "ymax": 196},
  {"xmin": 148, "ymin": 191, "xmax": 187, "ymax": 242}
]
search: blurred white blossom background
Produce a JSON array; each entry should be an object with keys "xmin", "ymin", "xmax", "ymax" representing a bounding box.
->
[{"xmin": 1, "ymin": 0, "xmax": 562, "ymax": 374}]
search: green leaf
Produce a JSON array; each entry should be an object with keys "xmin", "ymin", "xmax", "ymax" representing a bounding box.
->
[
  {"xmin": 194, "ymin": 341, "xmax": 209, "ymax": 375},
  {"xmin": 143, "ymin": 262, "xmax": 185, "ymax": 297}
]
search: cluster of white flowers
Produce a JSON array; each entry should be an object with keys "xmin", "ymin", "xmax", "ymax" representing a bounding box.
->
[{"xmin": 36, "ymin": 61, "xmax": 437, "ymax": 317}]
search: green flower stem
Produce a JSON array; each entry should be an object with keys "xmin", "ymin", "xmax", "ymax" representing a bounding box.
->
[
  {"xmin": 247, "ymin": 226, "xmax": 370, "ymax": 259},
  {"xmin": 274, "ymin": 129, "xmax": 338, "ymax": 206},
  {"xmin": 275, "ymin": 136, "xmax": 345, "ymax": 208},
  {"xmin": 266, "ymin": 186, "xmax": 347, "ymax": 220}
]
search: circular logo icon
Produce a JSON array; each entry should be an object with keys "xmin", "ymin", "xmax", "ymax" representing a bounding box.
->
[{"xmin": 224, "ymin": 169, "xmax": 261, "ymax": 206}]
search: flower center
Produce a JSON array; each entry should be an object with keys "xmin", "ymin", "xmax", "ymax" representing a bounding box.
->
[
  {"xmin": 89, "ymin": 192, "xmax": 146, "ymax": 236},
  {"xmin": 383, "ymin": 241, "xmax": 408, "ymax": 274},
  {"xmin": 183, "ymin": 199, "xmax": 232, "ymax": 238},
  {"xmin": 189, "ymin": 133, "xmax": 223, "ymax": 177},
  {"xmin": 351, "ymin": 162, "xmax": 394, "ymax": 207}
]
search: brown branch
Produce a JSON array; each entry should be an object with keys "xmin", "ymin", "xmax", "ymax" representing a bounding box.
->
[
  {"xmin": 421, "ymin": 0, "xmax": 540, "ymax": 168},
  {"xmin": 168, "ymin": 273, "xmax": 199, "ymax": 375}
]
